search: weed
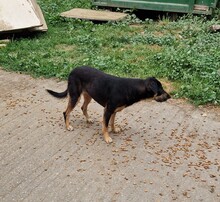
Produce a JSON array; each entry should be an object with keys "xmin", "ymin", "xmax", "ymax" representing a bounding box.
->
[{"xmin": 154, "ymin": 17, "xmax": 220, "ymax": 105}]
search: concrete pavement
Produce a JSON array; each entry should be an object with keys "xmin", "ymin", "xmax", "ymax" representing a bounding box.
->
[{"xmin": 0, "ymin": 69, "xmax": 219, "ymax": 201}]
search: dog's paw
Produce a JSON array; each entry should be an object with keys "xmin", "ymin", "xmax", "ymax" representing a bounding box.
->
[
  {"xmin": 86, "ymin": 118, "xmax": 94, "ymax": 124},
  {"xmin": 113, "ymin": 126, "xmax": 121, "ymax": 133},
  {"xmin": 104, "ymin": 135, "xmax": 113, "ymax": 144},
  {"xmin": 67, "ymin": 125, "xmax": 73, "ymax": 131}
]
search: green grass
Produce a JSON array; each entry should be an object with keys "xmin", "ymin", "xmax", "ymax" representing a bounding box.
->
[{"xmin": 0, "ymin": 0, "xmax": 219, "ymax": 105}]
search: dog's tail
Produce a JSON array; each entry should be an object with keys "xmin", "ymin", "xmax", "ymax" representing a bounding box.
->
[{"xmin": 46, "ymin": 89, "xmax": 68, "ymax": 98}]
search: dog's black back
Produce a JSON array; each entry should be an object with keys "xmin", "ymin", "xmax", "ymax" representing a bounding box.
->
[{"xmin": 67, "ymin": 66, "xmax": 170, "ymax": 108}]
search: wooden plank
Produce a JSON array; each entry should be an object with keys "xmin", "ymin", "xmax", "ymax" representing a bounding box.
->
[
  {"xmin": 60, "ymin": 8, "xmax": 127, "ymax": 21},
  {"xmin": 194, "ymin": 4, "xmax": 209, "ymax": 11},
  {"xmin": 0, "ymin": 0, "xmax": 44, "ymax": 33}
]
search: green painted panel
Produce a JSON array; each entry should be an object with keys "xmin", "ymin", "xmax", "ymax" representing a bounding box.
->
[
  {"xmin": 92, "ymin": 0, "xmax": 219, "ymax": 14},
  {"xmin": 195, "ymin": 0, "xmax": 217, "ymax": 6}
]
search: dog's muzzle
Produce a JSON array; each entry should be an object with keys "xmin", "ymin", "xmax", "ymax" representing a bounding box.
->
[{"xmin": 154, "ymin": 93, "xmax": 171, "ymax": 102}]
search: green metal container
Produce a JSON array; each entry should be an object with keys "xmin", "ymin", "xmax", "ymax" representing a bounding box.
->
[{"xmin": 92, "ymin": 0, "xmax": 219, "ymax": 15}]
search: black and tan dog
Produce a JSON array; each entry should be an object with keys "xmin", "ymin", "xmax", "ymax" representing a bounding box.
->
[{"xmin": 47, "ymin": 66, "xmax": 170, "ymax": 143}]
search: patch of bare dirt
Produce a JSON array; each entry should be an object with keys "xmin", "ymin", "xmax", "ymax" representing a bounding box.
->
[{"xmin": 55, "ymin": 44, "xmax": 76, "ymax": 52}]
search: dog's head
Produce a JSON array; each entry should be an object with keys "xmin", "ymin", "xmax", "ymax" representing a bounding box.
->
[{"xmin": 146, "ymin": 77, "xmax": 171, "ymax": 102}]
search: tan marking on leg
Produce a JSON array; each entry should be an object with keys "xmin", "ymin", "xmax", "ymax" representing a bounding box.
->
[
  {"xmin": 64, "ymin": 96, "xmax": 80, "ymax": 131},
  {"xmin": 110, "ymin": 113, "xmax": 116, "ymax": 131},
  {"xmin": 109, "ymin": 106, "xmax": 125, "ymax": 133},
  {"xmin": 110, "ymin": 113, "xmax": 120, "ymax": 133},
  {"xmin": 102, "ymin": 121, "xmax": 112, "ymax": 143},
  {"xmin": 64, "ymin": 97, "xmax": 74, "ymax": 130},
  {"xmin": 115, "ymin": 106, "xmax": 126, "ymax": 113},
  {"xmin": 102, "ymin": 107, "xmax": 112, "ymax": 143},
  {"xmin": 81, "ymin": 92, "xmax": 93, "ymax": 123}
]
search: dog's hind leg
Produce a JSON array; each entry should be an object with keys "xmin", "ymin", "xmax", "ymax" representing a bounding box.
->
[
  {"xmin": 110, "ymin": 106, "xmax": 125, "ymax": 133},
  {"xmin": 63, "ymin": 95, "xmax": 80, "ymax": 131},
  {"xmin": 81, "ymin": 92, "xmax": 93, "ymax": 123},
  {"xmin": 110, "ymin": 113, "xmax": 121, "ymax": 133}
]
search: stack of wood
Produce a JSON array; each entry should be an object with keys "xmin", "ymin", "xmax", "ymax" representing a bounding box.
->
[{"xmin": 0, "ymin": 0, "xmax": 47, "ymax": 34}]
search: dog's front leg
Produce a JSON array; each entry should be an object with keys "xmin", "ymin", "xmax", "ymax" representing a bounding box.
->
[{"xmin": 102, "ymin": 108, "xmax": 113, "ymax": 143}]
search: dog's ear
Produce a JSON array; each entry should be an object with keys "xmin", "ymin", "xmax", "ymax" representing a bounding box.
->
[
  {"xmin": 147, "ymin": 78, "xmax": 160, "ymax": 95},
  {"xmin": 147, "ymin": 77, "xmax": 171, "ymax": 102}
]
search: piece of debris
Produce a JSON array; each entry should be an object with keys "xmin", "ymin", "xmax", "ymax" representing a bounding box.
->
[
  {"xmin": 0, "ymin": 0, "xmax": 47, "ymax": 34},
  {"xmin": 0, "ymin": 44, "xmax": 7, "ymax": 48},
  {"xmin": 194, "ymin": 4, "xmax": 209, "ymax": 11},
  {"xmin": 60, "ymin": 8, "xmax": 127, "ymax": 22},
  {"xmin": 0, "ymin": 39, "xmax": 10, "ymax": 48},
  {"xmin": 210, "ymin": 25, "xmax": 220, "ymax": 32}
]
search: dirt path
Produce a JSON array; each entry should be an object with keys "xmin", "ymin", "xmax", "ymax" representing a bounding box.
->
[{"xmin": 0, "ymin": 69, "xmax": 219, "ymax": 202}]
